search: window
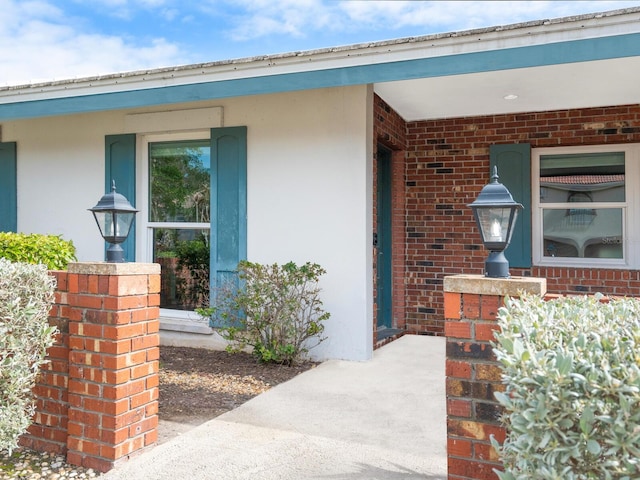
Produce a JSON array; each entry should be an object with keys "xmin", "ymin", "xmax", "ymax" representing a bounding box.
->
[
  {"xmin": 138, "ymin": 127, "xmax": 247, "ymax": 324},
  {"xmin": 532, "ymin": 144, "xmax": 640, "ymax": 268},
  {"xmin": 147, "ymin": 137, "xmax": 211, "ymax": 311}
]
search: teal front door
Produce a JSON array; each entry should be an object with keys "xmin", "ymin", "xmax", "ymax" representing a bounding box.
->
[{"xmin": 376, "ymin": 145, "xmax": 393, "ymax": 330}]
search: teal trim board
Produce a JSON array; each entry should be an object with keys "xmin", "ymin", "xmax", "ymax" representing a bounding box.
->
[
  {"xmin": 0, "ymin": 33, "xmax": 639, "ymax": 121},
  {"xmin": 0, "ymin": 142, "xmax": 17, "ymax": 232},
  {"xmin": 105, "ymin": 134, "xmax": 136, "ymax": 262}
]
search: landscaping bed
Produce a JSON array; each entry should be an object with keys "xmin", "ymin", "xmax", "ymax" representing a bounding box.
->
[
  {"xmin": 0, "ymin": 346, "xmax": 316, "ymax": 479},
  {"xmin": 158, "ymin": 345, "xmax": 317, "ymax": 425}
]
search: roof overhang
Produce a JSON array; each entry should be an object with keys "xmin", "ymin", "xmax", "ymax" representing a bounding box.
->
[{"xmin": 0, "ymin": 7, "xmax": 639, "ymax": 122}]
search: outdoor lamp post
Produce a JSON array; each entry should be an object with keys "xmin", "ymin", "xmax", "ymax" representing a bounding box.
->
[
  {"xmin": 89, "ymin": 180, "xmax": 138, "ymax": 263},
  {"xmin": 468, "ymin": 167, "xmax": 523, "ymax": 278}
]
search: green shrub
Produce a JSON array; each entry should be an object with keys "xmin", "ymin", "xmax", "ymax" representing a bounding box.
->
[
  {"xmin": 0, "ymin": 259, "xmax": 57, "ymax": 453},
  {"xmin": 492, "ymin": 293, "xmax": 640, "ymax": 480},
  {"xmin": 198, "ymin": 261, "xmax": 330, "ymax": 365},
  {"xmin": 0, "ymin": 232, "xmax": 76, "ymax": 270}
]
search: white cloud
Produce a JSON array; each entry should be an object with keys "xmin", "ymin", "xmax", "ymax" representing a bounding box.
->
[
  {"xmin": 82, "ymin": 0, "xmax": 169, "ymax": 19},
  {"xmin": 160, "ymin": 7, "xmax": 180, "ymax": 22},
  {"xmin": 223, "ymin": 0, "xmax": 640, "ymax": 41},
  {"xmin": 0, "ymin": 0, "xmax": 187, "ymax": 85},
  {"xmin": 218, "ymin": 0, "xmax": 338, "ymax": 41}
]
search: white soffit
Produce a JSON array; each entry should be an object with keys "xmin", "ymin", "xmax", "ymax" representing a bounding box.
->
[{"xmin": 375, "ymin": 56, "xmax": 640, "ymax": 121}]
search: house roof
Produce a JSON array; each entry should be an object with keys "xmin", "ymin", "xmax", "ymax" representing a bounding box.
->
[{"xmin": 1, "ymin": 7, "xmax": 639, "ymax": 122}]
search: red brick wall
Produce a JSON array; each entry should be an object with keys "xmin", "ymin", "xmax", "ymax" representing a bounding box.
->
[
  {"xmin": 373, "ymin": 94, "xmax": 407, "ymax": 338},
  {"xmin": 445, "ymin": 290, "xmax": 504, "ymax": 479},
  {"xmin": 404, "ymin": 104, "xmax": 640, "ymax": 335},
  {"xmin": 443, "ymin": 276, "xmax": 546, "ymax": 480},
  {"xmin": 20, "ymin": 263, "xmax": 160, "ymax": 473}
]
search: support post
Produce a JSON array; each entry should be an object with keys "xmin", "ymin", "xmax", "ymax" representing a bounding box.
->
[
  {"xmin": 65, "ymin": 262, "xmax": 160, "ymax": 473},
  {"xmin": 444, "ymin": 274, "xmax": 546, "ymax": 480}
]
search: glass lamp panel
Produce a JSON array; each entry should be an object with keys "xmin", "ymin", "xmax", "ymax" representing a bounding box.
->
[
  {"xmin": 505, "ymin": 208, "xmax": 519, "ymax": 244},
  {"xmin": 476, "ymin": 207, "xmax": 511, "ymax": 244},
  {"xmin": 92, "ymin": 211, "xmax": 135, "ymax": 244},
  {"xmin": 92, "ymin": 211, "xmax": 112, "ymax": 242},
  {"xmin": 114, "ymin": 212, "xmax": 135, "ymax": 243}
]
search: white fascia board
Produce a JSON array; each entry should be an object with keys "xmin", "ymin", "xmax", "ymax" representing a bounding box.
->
[{"xmin": 0, "ymin": 7, "xmax": 639, "ymax": 105}]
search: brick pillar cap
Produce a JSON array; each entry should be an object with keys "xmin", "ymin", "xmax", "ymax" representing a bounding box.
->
[
  {"xmin": 443, "ymin": 274, "xmax": 546, "ymax": 296},
  {"xmin": 68, "ymin": 262, "xmax": 161, "ymax": 275}
]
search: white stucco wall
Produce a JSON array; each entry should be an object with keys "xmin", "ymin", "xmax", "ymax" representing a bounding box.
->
[{"xmin": 2, "ymin": 85, "xmax": 374, "ymax": 361}]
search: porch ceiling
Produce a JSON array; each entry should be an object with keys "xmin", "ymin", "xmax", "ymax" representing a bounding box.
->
[{"xmin": 374, "ymin": 55, "xmax": 640, "ymax": 122}]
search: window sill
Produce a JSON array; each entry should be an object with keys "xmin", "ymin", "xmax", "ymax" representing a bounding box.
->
[{"xmin": 534, "ymin": 259, "xmax": 629, "ymax": 270}]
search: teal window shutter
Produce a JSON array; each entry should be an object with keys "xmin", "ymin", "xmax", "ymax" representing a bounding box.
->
[
  {"xmin": 210, "ymin": 127, "xmax": 247, "ymax": 326},
  {"xmin": 0, "ymin": 142, "xmax": 17, "ymax": 232},
  {"xmin": 489, "ymin": 143, "xmax": 531, "ymax": 268},
  {"xmin": 105, "ymin": 134, "xmax": 136, "ymax": 262}
]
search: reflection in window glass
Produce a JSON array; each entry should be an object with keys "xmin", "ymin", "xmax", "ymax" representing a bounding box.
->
[
  {"xmin": 153, "ymin": 228, "xmax": 210, "ymax": 310},
  {"xmin": 543, "ymin": 208, "xmax": 623, "ymax": 259},
  {"xmin": 149, "ymin": 141, "xmax": 211, "ymax": 223},
  {"xmin": 540, "ymin": 152, "xmax": 625, "ymax": 260},
  {"xmin": 540, "ymin": 152, "xmax": 625, "ymax": 203}
]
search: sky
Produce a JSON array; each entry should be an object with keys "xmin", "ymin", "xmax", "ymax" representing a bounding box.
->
[{"xmin": 1, "ymin": 0, "xmax": 639, "ymax": 87}]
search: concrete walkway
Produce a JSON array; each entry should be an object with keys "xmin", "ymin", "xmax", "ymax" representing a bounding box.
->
[{"xmin": 103, "ymin": 335, "xmax": 447, "ymax": 480}]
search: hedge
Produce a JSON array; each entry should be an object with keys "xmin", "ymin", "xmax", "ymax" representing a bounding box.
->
[{"xmin": 0, "ymin": 232, "xmax": 76, "ymax": 270}]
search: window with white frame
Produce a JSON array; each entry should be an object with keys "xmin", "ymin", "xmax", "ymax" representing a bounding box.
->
[
  {"xmin": 532, "ymin": 143, "xmax": 640, "ymax": 268},
  {"xmin": 142, "ymin": 134, "xmax": 211, "ymax": 312}
]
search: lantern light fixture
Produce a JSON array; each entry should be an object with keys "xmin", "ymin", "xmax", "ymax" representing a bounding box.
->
[
  {"xmin": 89, "ymin": 180, "xmax": 138, "ymax": 263},
  {"xmin": 468, "ymin": 167, "xmax": 523, "ymax": 278}
]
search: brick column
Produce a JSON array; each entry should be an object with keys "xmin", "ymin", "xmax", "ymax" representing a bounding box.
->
[
  {"xmin": 65, "ymin": 262, "xmax": 160, "ymax": 473},
  {"xmin": 444, "ymin": 275, "xmax": 546, "ymax": 480}
]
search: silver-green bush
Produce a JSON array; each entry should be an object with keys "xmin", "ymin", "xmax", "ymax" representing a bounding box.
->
[
  {"xmin": 492, "ymin": 293, "xmax": 640, "ymax": 480},
  {"xmin": 0, "ymin": 259, "xmax": 57, "ymax": 453}
]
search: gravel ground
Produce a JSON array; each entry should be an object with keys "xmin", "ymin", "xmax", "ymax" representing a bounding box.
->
[
  {"xmin": 0, "ymin": 450, "xmax": 97, "ymax": 479},
  {"xmin": 0, "ymin": 346, "xmax": 316, "ymax": 479}
]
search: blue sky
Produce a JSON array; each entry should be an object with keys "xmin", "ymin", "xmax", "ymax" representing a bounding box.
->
[{"xmin": 1, "ymin": 0, "xmax": 639, "ymax": 86}]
